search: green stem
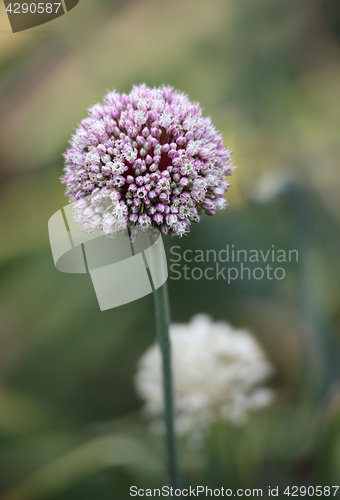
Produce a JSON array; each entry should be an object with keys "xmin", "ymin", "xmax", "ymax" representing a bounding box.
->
[{"xmin": 153, "ymin": 282, "xmax": 181, "ymax": 489}]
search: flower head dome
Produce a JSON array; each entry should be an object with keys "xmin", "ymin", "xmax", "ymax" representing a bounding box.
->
[
  {"xmin": 62, "ymin": 85, "xmax": 234, "ymax": 237},
  {"xmin": 135, "ymin": 315, "xmax": 274, "ymax": 447}
]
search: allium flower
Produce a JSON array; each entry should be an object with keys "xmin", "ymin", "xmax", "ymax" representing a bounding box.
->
[
  {"xmin": 62, "ymin": 85, "xmax": 234, "ymax": 237},
  {"xmin": 135, "ymin": 315, "xmax": 274, "ymax": 447}
]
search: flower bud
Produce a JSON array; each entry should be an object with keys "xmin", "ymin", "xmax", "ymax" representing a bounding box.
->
[
  {"xmin": 159, "ymin": 192, "xmax": 169, "ymax": 203},
  {"xmin": 179, "ymin": 177, "xmax": 189, "ymax": 187},
  {"xmin": 156, "ymin": 203, "xmax": 165, "ymax": 213},
  {"xmin": 101, "ymin": 165, "xmax": 112, "ymax": 176},
  {"xmin": 153, "ymin": 213, "xmax": 163, "ymax": 224}
]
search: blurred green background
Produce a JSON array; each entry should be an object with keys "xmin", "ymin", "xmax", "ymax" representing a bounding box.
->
[{"xmin": 0, "ymin": 0, "xmax": 340, "ymax": 498}]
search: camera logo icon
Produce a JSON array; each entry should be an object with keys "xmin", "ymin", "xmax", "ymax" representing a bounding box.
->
[{"xmin": 48, "ymin": 202, "xmax": 168, "ymax": 311}]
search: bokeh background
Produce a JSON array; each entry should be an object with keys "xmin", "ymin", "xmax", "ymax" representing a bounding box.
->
[{"xmin": 0, "ymin": 0, "xmax": 340, "ymax": 498}]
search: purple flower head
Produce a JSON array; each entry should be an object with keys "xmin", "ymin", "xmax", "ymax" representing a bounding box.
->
[{"xmin": 61, "ymin": 84, "xmax": 234, "ymax": 237}]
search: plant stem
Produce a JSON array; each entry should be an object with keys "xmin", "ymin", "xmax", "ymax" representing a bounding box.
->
[{"xmin": 153, "ymin": 282, "xmax": 181, "ymax": 489}]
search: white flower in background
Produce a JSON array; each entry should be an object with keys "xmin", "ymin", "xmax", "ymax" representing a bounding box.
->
[{"xmin": 135, "ymin": 314, "xmax": 274, "ymax": 447}]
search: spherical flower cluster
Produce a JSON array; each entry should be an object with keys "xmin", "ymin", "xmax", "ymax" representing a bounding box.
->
[
  {"xmin": 62, "ymin": 85, "xmax": 234, "ymax": 237},
  {"xmin": 135, "ymin": 315, "xmax": 274, "ymax": 447}
]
